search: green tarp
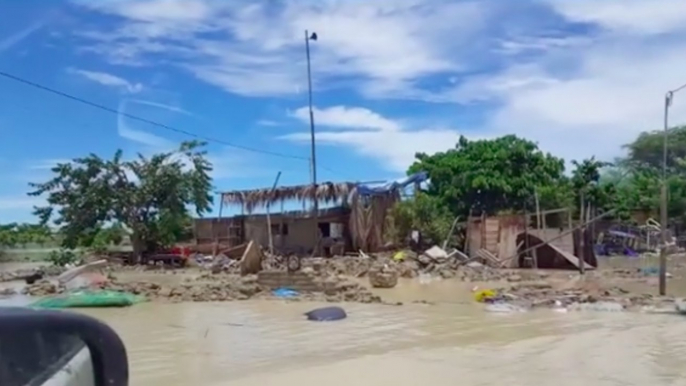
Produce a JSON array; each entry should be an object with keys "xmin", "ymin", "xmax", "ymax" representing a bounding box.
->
[{"xmin": 31, "ymin": 290, "xmax": 145, "ymax": 309}]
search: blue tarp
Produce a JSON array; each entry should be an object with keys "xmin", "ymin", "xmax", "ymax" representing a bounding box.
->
[{"xmin": 356, "ymin": 172, "xmax": 428, "ymax": 196}]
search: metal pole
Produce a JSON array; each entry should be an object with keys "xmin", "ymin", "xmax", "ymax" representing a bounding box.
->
[
  {"xmin": 579, "ymin": 191, "xmax": 585, "ymax": 275},
  {"xmin": 305, "ymin": 29, "xmax": 319, "ymax": 254},
  {"xmin": 659, "ymin": 92, "xmax": 671, "ymax": 295}
]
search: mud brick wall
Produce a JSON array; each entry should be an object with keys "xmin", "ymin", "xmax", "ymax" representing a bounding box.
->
[{"xmin": 257, "ymin": 271, "xmax": 323, "ymax": 292}]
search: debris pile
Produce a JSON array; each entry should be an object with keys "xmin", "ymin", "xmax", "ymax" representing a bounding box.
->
[
  {"xmin": 0, "ymin": 266, "xmax": 66, "ymax": 283},
  {"xmin": 22, "ymin": 280, "xmax": 59, "ymax": 296},
  {"xmin": 368, "ymin": 262, "xmax": 399, "ymax": 288},
  {"xmin": 485, "ymin": 281, "xmax": 676, "ymax": 312},
  {"xmin": 22, "ymin": 270, "xmax": 386, "ymax": 305}
]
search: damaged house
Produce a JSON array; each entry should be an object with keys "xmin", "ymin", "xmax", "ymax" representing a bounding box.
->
[{"xmin": 193, "ymin": 173, "xmax": 428, "ymax": 255}]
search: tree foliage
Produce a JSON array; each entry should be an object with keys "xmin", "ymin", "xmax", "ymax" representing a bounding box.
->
[
  {"xmin": 29, "ymin": 141, "xmax": 213, "ymax": 257},
  {"xmin": 395, "ymin": 125, "xmax": 686, "ymax": 245},
  {"xmin": 387, "ymin": 193, "xmax": 454, "ymax": 246},
  {"xmin": 0, "ymin": 223, "xmax": 53, "ymax": 248},
  {"xmin": 408, "ymin": 135, "xmax": 568, "ymax": 217}
]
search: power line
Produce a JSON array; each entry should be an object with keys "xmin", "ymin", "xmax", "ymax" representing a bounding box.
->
[{"xmin": 0, "ymin": 70, "xmax": 310, "ymax": 161}]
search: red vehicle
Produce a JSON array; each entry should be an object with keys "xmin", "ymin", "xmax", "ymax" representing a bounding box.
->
[{"xmin": 141, "ymin": 245, "xmax": 191, "ymax": 267}]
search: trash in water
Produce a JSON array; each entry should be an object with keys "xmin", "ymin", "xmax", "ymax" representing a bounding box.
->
[
  {"xmin": 272, "ymin": 288, "xmax": 299, "ymax": 298},
  {"xmin": 567, "ymin": 301, "xmax": 625, "ymax": 312},
  {"xmin": 473, "ymin": 289, "xmax": 497, "ymax": 303},
  {"xmin": 484, "ymin": 303, "xmax": 527, "ymax": 313},
  {"xmin": 304, "ymin": 306, "xmax": 347, "ymax": 321}
]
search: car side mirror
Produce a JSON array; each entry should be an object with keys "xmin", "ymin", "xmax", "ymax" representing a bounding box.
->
[{"xmin": 0, "ymin": 307, "xmax": 128, "ymax": 386}]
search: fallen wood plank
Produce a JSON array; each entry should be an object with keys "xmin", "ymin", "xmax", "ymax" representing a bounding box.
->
[
  {"xmin": 57, "ymin": 259, "xmax": 108, "ymax": 285},
  {"xmin": 476, "ymin": 249, "xmax": 500, "ymax": 267}
]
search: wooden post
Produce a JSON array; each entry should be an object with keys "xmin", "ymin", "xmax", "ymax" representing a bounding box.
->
[
  {"xmin": 265, "ymin": 171, "xmax": 282, "ymax": 255},
  {"xmin": 524, "ymin": 212, "xmax": 531, "ymax": 267},
  {"xmin": 464, "ymin": 207, "xmax": 473, "ymax": 257},
  {"xmin": 567, "ymin": 208, "xmax": 573, "ymax": 235},
  {"xmin": 280, "ymin": 200, "xmax": 285, "ymax": 249},
  {"xmin": 534, "ymin": 189, "xmax": 542, "ymax": 230},
  {"xmin": 213, "ymin": 197, "xmax": 225, "ymax": 257}
]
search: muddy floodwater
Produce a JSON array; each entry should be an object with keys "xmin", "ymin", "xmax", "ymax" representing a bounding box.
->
[
  {"xmin": 84, "ymin": 279, "xmax": 686, "ymax": 386},
  {"xmin": 4, "ymin": 261, "xmax": 686, "ymax": 385}
]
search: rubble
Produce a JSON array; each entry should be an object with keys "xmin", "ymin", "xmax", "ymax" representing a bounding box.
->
[
  {"xmin": 0, "ymin": 287, "xmax": 17, "ymax": 296},
  {"xmin": 22, "ymin": 280, "xmax": 59, "ymax": 296},
  {"xmin": 21, "ymin": 270, "xmax": 386, "ymax": 305},
  {"xmin": 0, "ymin": 265, "xmax": 66, "ymax": 283},
  {"xmin": 487, "ymin": 281, "xmax": 676, "ymax": 312},
  {"xmin": 368, "ymin": 262, "xmax": 399, "ymax": 288}
]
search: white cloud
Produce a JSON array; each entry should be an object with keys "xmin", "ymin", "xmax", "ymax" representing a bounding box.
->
[
  {"xmin": 96, "ymin": 0, "xmax": 213, "ymax": 22},
  {"xmin": 290, "ymin": 106, "xmax": 401, "ymax": 132},
  {"xmin": 282, "ymin": 105, "xmax": 459, "ymax": 172},
  {"xmin": 70, "ymin": 68, "xmax": 143, "ymax": 93},
  {"xmin": 544, "ymin": 0, "xmax": 686, "ymax": 35},
  {"xmin": 128, "ymin": 99, "xmax": 194, "ymax": 116},
  {"xmin": 256, "ymin": 119, "xmax": 280, "ymax": 127},
  {"xmin": 72, "ymin": 0, "xmax": 490, "ymax": 97},
  {"xmin": 70, "ymin": 0, "xmax": 686, "ymax": 173},
  {"xmin": 451, "ymin": 2, "xmax": 686, "ymax": 164},
  {"xmin": 118, "ymin": 126, "xmax": 173, "ymax": 149}
]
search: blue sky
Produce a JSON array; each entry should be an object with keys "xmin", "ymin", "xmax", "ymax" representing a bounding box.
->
[{"xmin": 2, "ymin": 0, "xmax": 686, "ymax": 223}]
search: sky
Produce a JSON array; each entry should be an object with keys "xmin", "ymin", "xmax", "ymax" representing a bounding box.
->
[{"xmin": 2, "ymin": 0, "xmax": 686, "ymax": 223}]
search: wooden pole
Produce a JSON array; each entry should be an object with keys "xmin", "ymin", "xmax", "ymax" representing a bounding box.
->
[
  {"xmin": 265, "ymin": 171, "xmax": 282, "ymax": 255},
  {"xmin": 523, "ymin": 211, "xmax": 530, "ymax": 268},
  {"xmin": 280, "ymin": 200, "xmax": 285, "ymax": 249},
  {"xmin": 464, "ymin": 208, "xmax": 473, "ymax": 257},
  {"xmin": 442, "ymin": 215, "xmax": 461, "ymax": 251},
  {"xmin": 534, "ymin": 189, "xmax": 542, "ymax": 230},
  {"xmin": 213, "ymin": 196, "xmax": 225, "ymax": 257}
]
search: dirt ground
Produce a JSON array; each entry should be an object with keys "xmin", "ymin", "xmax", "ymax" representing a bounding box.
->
[{"xmin": 7, "ymin": 250, "xmax": 686, "ymax": 312}]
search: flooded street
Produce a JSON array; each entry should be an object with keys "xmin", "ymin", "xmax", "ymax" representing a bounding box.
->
[
  {"xmin": 4, "ymin": 262, "xmax": 686, "ymax": 385},
  {"xmin": 82, "ymin": 285, "xmax": 686, "ymax": 386}
]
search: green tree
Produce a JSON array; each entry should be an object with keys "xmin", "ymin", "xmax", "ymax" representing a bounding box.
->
[
  {"xmin": 29, "ymin": 141, "xmax": 213, "ymax": 261},
  {"xmin": 570, "ymin": 157, "xmax": 615, "ymax": 212},
  {"xmin": 388, "ymin": 193, "xmax": 454, "ymax": 247},
  {"xmin": 624, "ymin": 125, "xmax": 686, "ymax": 172},
  {"xmin": 408, "ymin": 135, "xmax": 568, "ymax": 216},
  {"xmin": 0, "ymin": 223, "xmax": 18, "ymax": 248},
  {"xmin": 617, "ymin": 126, "xmax": 686, "ymax": 224}
]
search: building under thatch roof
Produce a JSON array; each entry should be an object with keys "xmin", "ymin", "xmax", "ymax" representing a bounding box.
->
[
  {"xmin": 214, "ymin": 173, "xmax": 429, "ymax": 253},
  {"xmin": 220, "ymin": 181, "xmax": 357, "ymax": 213}
]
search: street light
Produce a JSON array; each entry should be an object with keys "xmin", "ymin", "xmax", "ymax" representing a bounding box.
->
[
  {"xmin": 659, "ymin": 82, "xmax": 686, "ymax": 295},
  {"xmin": 305, "ymin": 30, "xmax": 319, "ymax": 253}
]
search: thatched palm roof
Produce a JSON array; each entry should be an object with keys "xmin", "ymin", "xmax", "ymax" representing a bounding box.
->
[{"xmin": 220, "ymin": 182, "xmax": 357, "ymax": 213}]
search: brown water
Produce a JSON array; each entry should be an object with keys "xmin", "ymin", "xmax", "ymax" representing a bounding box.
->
[
  {"xmin": 4, "ymin": 262, "xmax": 686, "ymax": 385},
  {"xmin": 80, "ymin": 276, "xmax": 686, "ymax": 386}
]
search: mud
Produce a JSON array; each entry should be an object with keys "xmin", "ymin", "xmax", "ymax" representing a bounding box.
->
[
  {"xmin": 490, "ymin": 271, "xmax": 679, "ymax": 312},
  {"xmin": 0, "ymin": 265, "xmax": 65, "ymax": 283},
  {"xmin": 22, "ymin": 271, "xmax": 386, "ymax": 305},
  {"xmin": 13, "ymin": 249, "xmax": 686, "ymax": 313},
  {"xmin": 368, "ymin": 262, "xmax": 399, "ymax": 288}
]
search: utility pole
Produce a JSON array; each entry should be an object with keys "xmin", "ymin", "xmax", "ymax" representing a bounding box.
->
[
  {"xmin": 660, "ymin": 92, "xmax": 671, "ymax": 295},
  {"xmin": 660, "ymin": 82, "xmax": 686, "ymax": 295},
  {"xmin": 305, "ymin": 30, "xmax": 319, "ymax": 254}
]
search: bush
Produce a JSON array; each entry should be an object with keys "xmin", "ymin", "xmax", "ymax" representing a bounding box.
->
[
  {"xmin": 386, "ymin": 193, "xmax": 455, "ymax": 247},
  {"xmin": 47, "ymin": 249, "xmax": 80, "ymax": 267}
]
